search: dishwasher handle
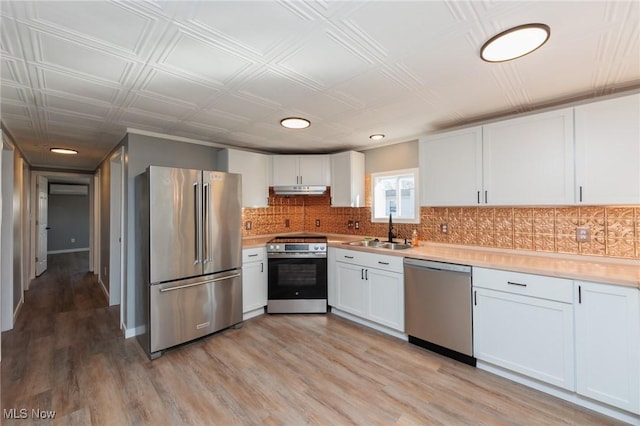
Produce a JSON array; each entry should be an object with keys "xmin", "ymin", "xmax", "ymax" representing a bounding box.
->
[{"xmin": 403, "ymin": 257, "xmax": 471, "ymax": 274}]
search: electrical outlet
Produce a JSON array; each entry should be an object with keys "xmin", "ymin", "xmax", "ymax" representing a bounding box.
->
[
  {"xmin": 347, "ymin": 220, "xmax": 354, "ymax": 229},
  {"xmin": 440, "ymin": 223, "xmax": 448, "ymax": 234},
  {"xmin": 315, "ymin": 219, "xmax": 321, "ymax": 227},
  {"xmin": 285, "ymin": 218, "xmax": 290, "ymax": 228},
  {"xmin": 245, "ymin": 220, "xmax": 252, "ymax": 230},
  {"xmin": 71, "ymin": 237, "xmax": 75, "ymax": 243},
  {"xmin": 576, "ymin": 226, "xmax": 591, "ymax": 242},
  {"xmin": 355, "ymin": 221, "xmax": 360, "ymax": 229}
]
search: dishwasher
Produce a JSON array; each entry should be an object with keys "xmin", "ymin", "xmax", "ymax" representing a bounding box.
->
[{"xmin": 404, "ymin": 258, "xmax": 475, "ymax": 366}]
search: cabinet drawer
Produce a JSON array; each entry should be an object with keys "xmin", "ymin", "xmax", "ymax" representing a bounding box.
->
[
  {"xmin": 473, "ymin": 267, "xmax": 573, "ymax": 303},
  {"xmin": 335, "ymin": 248, "xmax": 403, "ymax": 273},
  {"xmin": 243, "ymin": 247, "xmax": 265, "ymax": 263}
]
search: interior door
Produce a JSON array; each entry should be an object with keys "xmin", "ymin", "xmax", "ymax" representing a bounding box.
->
[{"xmin": 36, "ymin": 175, "xmax": 48, "ymax": 276}]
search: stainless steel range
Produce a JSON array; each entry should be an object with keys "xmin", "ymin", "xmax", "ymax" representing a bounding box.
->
[{"xmin": 266, "ymin": 235, "xmax": 328, "ymax": 314}]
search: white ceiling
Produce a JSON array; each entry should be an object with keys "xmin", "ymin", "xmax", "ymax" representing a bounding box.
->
[{"xmin": 1, "ymin": 1, "xmax": 639, "ymax": 171}]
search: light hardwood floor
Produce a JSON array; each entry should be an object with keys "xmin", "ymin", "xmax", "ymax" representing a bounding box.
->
[{"xmin": 1, "ymin": 252, "xmax": 623, "ymax": 425}]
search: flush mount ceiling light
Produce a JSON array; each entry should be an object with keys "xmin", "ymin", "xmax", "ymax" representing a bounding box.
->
[
  {"xmin": 369, "ymin": 134, "xmax": 385, "ymax": 141},
  {"xmin": 50, "ymin": 147, "xmax": 78, "ymax": 155},
  {"xmin": 280, "ymin": 117, "xmax": 310, "ymax": 129},
  {"xmin": 481, "ymin": 23, "xmax": 550, "ymax": 62}
]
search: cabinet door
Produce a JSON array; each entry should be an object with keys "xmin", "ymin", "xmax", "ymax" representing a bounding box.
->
[
  {"xmin": 367, "ymin": 268, "xmax": 404, "ymax": 331},
  {"xmin": 483, "ymin": 108, "xmax": 574, "ymax": 205},
  {"xmin": 299, "ymin": 155, "xmax": 328, "ymax": 185},
  {"xmin": 473, "ymin": 288, "xmax": 575, "ymax": 390},
  {"xmin": 335, "ymin": 262, "xmax": 367, "ymax": 318},
  {"xmin": 575, "ymin": 94, "xmax": 640, "ymax": 205},
  {"xmin": 331, "ymin": 151, "xmax": 365, "ymax": 207},
  {"xmin": 225, "ymin": 150, "xmax": 269, "ymax": 208},
  {"xmin": 272, "ymin": 155, "xmax": 299, "ymax": 186},
  {"xmin": 242, "ymin": 260, "xmax": 267, "ymax": 313},
  {"xmin": 419, "ymin": 127, "xmax": 483, "ymax": 206},
  {"xmin": 575, "ymin": 281, "xmax": 640, "ymax": 413}
]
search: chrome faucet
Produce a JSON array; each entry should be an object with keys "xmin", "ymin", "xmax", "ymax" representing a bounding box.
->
[{"xmin": 388, "ymin": 214, "xmax": 396, "ymax": 242}]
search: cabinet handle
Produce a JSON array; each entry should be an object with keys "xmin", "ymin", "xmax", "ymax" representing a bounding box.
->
[
  {"xmin": 248, "ymin": 253, "xmax": 258, "ymax": 257},
  {"xmin": 507, "ymin": 281, "xmax": 527, "ymax": 287},
  {"xmin": 260, "ymin": 262, "xmax": 263, "ymax": 273},
  {"xmin": 578, "ymin": 285, "xmax": 582, "ymax": 304},
  {"xmin": 477, "ymin": 191, "xmax": 480, "ymax": 204},
  {"xmin": 579, "ymin": 186, "xmax": 583, "ymax": 203},
  {"xmin": 484, "ymin": 190, "xmax": 488, "ymax": 204},
  {"xmin": 159, "ymin": 273, "xmax": 241, "ymax": 293},
  {"xmin": 365, "ymin": 269, "xmax": 368, "ymax": 280},
  {"xmin": 344, "ymin": 255, "xmax": 354, "ymax": 259},
  {"xmin": 378, "ymin": 261, "xmax": 390, "ymax": 265},
  {"xmin": 474, "ymin": 290, "xmax": 477, "ymax": 306},
  {"xmin": 361, "ymin": 268, "xmax": 364, "ymax": 280}
]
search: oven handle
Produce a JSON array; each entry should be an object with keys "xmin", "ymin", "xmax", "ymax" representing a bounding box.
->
[{"xmin": 267, "ymin": 253, "xmax": 327, "ymax": 259}]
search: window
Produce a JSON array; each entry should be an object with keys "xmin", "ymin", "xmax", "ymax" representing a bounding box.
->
[{"xmin": 371, "ymin": 168, "xmax": 419, "ymax": 223}]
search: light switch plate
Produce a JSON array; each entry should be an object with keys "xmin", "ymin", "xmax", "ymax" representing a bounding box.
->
[{"xmin": 576, "ymin": 226, "xmax": 591, "ymax": 242}]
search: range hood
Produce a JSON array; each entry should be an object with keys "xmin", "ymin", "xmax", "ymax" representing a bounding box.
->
[{"xmin": 273, "ymin": 185, "xmax": 327, "ymax": 196}]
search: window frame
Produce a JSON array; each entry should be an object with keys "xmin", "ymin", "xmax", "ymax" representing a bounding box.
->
[{"xmin": 370, "ymin": 168, "xmax": 420, "ymax": 224}]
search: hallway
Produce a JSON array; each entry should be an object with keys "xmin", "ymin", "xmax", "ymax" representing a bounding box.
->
[{"xmin": 1, "ymin": 252, "xmax": 131, "ymax": 424}]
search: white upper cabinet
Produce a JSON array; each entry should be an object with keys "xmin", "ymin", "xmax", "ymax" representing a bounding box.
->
[
  {"xmin": 217, "ymin": 149, "xmax": 269, "ymax": 208},
  {"xmin": 482, "ymin": 108, "xmax": 574, "ymax": 205},
  {"xmin": 272, "ymin": 155, "xmax": 329, "ymax": 186},
  {"xmin": 330, "ymin": 151, "xmax": 365, "ymax": 207},
  {"xmin": 575, "ymin": 93, "xmax": 640, "ymax": 205},
  {"xmin": 419, "ymin": 126, "xmax": 483, "ymax": 206}
]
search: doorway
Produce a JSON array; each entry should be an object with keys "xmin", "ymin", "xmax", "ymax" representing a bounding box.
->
[{"xmin": 109, "ymin": 148, "xmax": 125, "ymax": 329}]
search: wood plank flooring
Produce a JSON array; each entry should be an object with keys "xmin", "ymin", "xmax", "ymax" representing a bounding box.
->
[{"xmin": 1, "ymin": 252, "xmax": 624, "ymax": 425}]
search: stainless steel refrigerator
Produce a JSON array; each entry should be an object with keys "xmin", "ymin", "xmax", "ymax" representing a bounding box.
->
[{"xmin": 135, "ymin": 166, "xmax": 243, "ymax": 359}]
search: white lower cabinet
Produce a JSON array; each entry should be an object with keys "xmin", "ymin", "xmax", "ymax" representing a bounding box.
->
[
  {"xmin": 242, "ymin": 248, "xmax": 267, "ymax": 316},
  {"xmin": 473, "ymin": 267, "xmax": 575, "ymax": 391},
  {"xmin": 333, "ymin": 248, "xmax": 404, "ymax": 332},
  {"xmin": 575, "ymin": 281, "xmax": 640, "ymax": 414},
  {"xmin": 336, "ymin": 261, "xmax": 368, "ymax": 318}
]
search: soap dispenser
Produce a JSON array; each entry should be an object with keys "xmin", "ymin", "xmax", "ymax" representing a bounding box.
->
[{"xmin": 411, "ymin": 229, "xmax": 419, "ymax": 247}]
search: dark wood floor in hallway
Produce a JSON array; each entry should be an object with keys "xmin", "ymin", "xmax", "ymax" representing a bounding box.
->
[{"xmin": 1, "ymin": 252, "xmax": 623, "ymax": 425}]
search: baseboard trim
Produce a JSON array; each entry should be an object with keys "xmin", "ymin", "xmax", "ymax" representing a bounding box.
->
[
  {"xmin": 243, "ymin": 307, "xmax": 265, "ymax": 321},
  {"xmin": 97, "ymin": 277, "xmax": 109, "ymax": 302},
  {"xmin": 13, "ymin": 297, "xmax": 24, "ymax": 325},
  {"xmin": 330, "ymin": 308, "xmax": 408, "ymax": 341},
  {"xmin": 123, "ymin": 324, "xmax": 145, "ymax": 339},
  {"xmin": 47, "ymin": 248, "xmax": 90, "ymax": 254}
]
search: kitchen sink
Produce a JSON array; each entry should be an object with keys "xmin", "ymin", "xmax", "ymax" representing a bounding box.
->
[
  {"xmin": 346, "ymin": 240, "xmax": 383, "ymax": 247},
  {"xmin": 344, "ymin": 240, "xmax": 411, "ymax": 250},
  {"xmin": 378, "ymin": 242, "xmax": 412, "ymax": 250}
]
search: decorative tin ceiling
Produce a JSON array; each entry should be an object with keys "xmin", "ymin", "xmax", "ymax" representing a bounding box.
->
[{"xmin": 1, "ymin": 1, "xmax": 639, "ymax": 170}]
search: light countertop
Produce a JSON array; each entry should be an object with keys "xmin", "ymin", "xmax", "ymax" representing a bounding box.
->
[{"xmin": 243, "ymin": 233, "xmax": 640, "ymax": 289}]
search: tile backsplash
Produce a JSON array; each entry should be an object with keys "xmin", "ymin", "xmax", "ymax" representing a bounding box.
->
[{"xmin": 242, "ymin": 188, "xmax": 639, "ymax": 259}]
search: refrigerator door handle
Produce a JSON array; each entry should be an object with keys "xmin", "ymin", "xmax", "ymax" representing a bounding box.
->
[
  {"xmin": 158, "ymin": 272, "xmax": 242, "ymax": 293},
  {"xmin": 203, "ymin": 182, "xmax": 210, "ymax": 263},
  {"xmin": 194, "ymin": 181, "xmax": 201, "ymax": 265}
]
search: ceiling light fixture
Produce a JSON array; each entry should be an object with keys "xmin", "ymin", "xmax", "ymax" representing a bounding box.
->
[
  {"xmin": 50, "ymin": 147, "xmax": 78, "ymax": 155},
  {"xmin": 280, "ymin": 117, "xmax": 310, "ymax": 129},
  {"xmin": 369, "ymin": 134, "xmax": 385, "ymax": 141},
  {"xmin": 480, "ymin": 23, "xmax": 550, "ymax": 62}
]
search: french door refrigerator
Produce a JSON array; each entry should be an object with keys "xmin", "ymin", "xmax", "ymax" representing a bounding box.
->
[{"xmin": 136, "ymin": 166, "xmax": 243, "ymax": 359}]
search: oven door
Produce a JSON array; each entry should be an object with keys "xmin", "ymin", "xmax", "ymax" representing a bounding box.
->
[{"xmin": 268, "ymin": 255, "xmax": 327, "ymax": 300}]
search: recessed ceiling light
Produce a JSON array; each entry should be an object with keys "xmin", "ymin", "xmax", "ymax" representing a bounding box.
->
[
  {"xmin": 280, "ymin": 117, "xmax": 310, "ymax": 129},
  {"xmin": 50, "ymin": 148, "xmax": 78, "ymax": 155},
  {"xmin": 369, "ymin": 134, "xmax": 385, "ymax": 141},
  {"xmin": 481, "ymin": 23, "xmax": 550, "ymax": 62}
]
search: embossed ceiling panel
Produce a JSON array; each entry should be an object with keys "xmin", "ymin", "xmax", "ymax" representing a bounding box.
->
[{"xmin": 0, "ymin": 0, "xmax": 638, "ymax": 170}]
